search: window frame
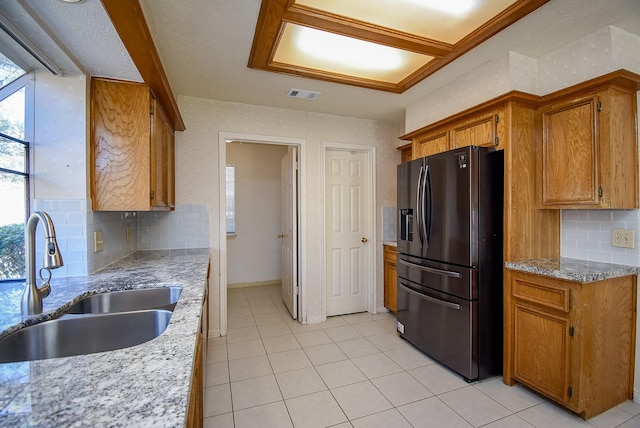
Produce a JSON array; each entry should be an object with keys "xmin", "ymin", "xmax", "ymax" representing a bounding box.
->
[
  {"xmin": 225, "ymin": 164, "xmax": 236, "ymax": 236},
  {"xmin": 0, "ymin": 72, "xmax": 33, "ymax": 283}
]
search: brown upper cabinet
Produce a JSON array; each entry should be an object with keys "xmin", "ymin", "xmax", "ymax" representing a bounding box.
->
[
  {"xmin": 397, "ymin": 143, "xmax": 412, "ymax": 163},
  {"xmin": 414, "ymin": 130, "xmax": 448, "ymax": 159},
  {"xmin": 537, "ymin": 71, "xmax": 640, "ymax": 209},
  {"xmin": 401, "ymin": 92, "xmax": 560, "ymax": 263},
  {"xmin": 450, "ymin": 108, "xmax": 505, "ymax": 151},
  {"xmin": 91, "ymin": 78, "xmax": 175, "ymax": 211},
  {"xmin": 407, "ymin": 106, "xmax": 506, "ymax": 159}
]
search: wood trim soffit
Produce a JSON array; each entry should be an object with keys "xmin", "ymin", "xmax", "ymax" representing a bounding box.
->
[
  {"xmin": 400, "ymin": 91, "xmax": 541, "ymax": 141},
  {"xmin": 400, "ymin": 70, "xmax": 640, "ymax": 141},
  {"xmin": 100, "ymin": 0, "xmax": 186, "ymax": 131}
]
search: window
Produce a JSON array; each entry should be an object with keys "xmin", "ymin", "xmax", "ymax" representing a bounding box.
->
[
  {"xmin": 225, "ymin": 165, "xmax": 236, "ymax": 235},
  {"xmin": 0, "ymin": 53, "xmax": 29, "ymax": 282}
]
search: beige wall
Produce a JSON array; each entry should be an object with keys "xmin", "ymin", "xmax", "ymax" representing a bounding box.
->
[
  {"xmin": 175, "ymin": 97, "xmax": 402, "ymax": 331},
  {"xmin": 226, "ymin": 142, "xmax": 287, "ymax": 285}
]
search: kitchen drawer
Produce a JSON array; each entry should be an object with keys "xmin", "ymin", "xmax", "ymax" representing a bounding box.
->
[{"xmin": 512, "ymin": 277, "xmax": 570, "ymax": 313}]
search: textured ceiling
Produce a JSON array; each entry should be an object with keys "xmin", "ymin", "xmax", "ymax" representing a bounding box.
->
[
  {"xmin": 4, "ymin": 0, "xmax": 141, "ymax": 81},
  {"xmin": 139, "ymin": 0, "xmax": 640, "ymax": 123},
  {"xmin": 3, "ymin": 0, "xmax": 640, "ymax": 124}
]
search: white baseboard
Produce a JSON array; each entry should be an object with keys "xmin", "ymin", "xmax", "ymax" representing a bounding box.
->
[
  {"xmin": 306, "ymin": 315, "xmax": 325, "ymax": 324},
  {"xmin": 227, "ymin": 280, "xmax": 281, "ymax": 289}
]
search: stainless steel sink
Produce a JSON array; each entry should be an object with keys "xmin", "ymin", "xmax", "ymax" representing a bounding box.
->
[
  {"xmin": 65, "ymin": 286, "xmax": 182, "ymax": 314},
  {"xmin": 0, "ymin": 309, "xmax": 172, "ymax": 364}
]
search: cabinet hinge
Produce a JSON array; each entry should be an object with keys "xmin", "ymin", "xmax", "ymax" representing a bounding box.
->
[
  {"xmin": 495, "ymin": 137, "xmax": 500, "ymax": 146},
  {"xmin": 150, "ymin": 190, "xmax": 155, "ymax": 200},
  {"xmin": 568, "ymin": 386, "xmax": 573, "ymax": 398},
  {"xmin": 598, "ymin": 187, "xmax": 603, "ymax": 198},
  {"xmin": 569, "ymin": 325, "xmax": 574, "ymax": 337},
  {"xmin": 597, "ymin": 101, "xmax": 602, "ymax": 112},
  {"xmin": 495, "ymin": 114, "xmax": 499, "ymax": 123},
  {"xmin": 150, "ymin": 104, "xmax": 155, "ymax": 115}
]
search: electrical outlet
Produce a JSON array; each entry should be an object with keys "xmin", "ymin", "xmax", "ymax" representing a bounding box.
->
[
  {"xmin": 94, "ymin": 230, "xmax": 104, "ymax": 252},
  {"xmin": 612, "ymin": 229, "xmax": 635, "ymax": 249}
]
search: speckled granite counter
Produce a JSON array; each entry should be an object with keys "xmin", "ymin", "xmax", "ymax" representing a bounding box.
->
[
  {"xmin": 0, "ymin": 248, "xmax": 210, "ymax": 427},
  {"xmin": 506, "ymin": 257, "xmax": 639, "ymax": 282}
]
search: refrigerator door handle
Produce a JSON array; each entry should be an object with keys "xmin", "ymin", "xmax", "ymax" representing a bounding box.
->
[
  {"xmin": 424, "ymin": 164, "xmax": 431, "ymax": 246},
  {"xmin": 399, "ymin": 282, "xmax": 461, "ymax": 310},
  {"xmin": 416, "ymin": 165, "xmax": 424, "ymax": 247},
  {"xmin": 398, "ymin": 259, "xmax": 462, "ymax": 278}
]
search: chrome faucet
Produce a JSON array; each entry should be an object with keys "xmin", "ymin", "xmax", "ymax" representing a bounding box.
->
[{"xmin": 21, "ymin": 211, "xmax": 64, "ymax": 316}]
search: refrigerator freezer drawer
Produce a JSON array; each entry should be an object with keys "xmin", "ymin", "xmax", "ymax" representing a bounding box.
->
[{"xmin": 397, "ymin": 280, "xmax": 478, "ymax": 381}]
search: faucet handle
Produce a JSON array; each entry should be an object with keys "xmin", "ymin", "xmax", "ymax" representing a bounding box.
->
[{"xmin": 38, "ymin": 267, "xmax": 53, "ymax": 298}]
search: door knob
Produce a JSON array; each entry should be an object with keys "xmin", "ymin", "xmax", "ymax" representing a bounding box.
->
[
  {"xmin": 277, "ymin": 234, "xmax": 284, "ymax": 238},
  {"xmin": 361, "ymin": 237, "xmax": 368, "ymax": 243}
]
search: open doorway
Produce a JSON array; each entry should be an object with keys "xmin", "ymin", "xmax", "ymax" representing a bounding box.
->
[{"xmin": 218, "ymin": 132, "xmax": 306, "ymax": 336}]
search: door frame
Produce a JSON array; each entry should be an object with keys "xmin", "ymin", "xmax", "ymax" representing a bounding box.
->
[
  {"xmin": 321, "ymin": 142, "xmax": 377, "ymax": 319},
  {"xmin": 218, "ymin": 132, "xmax": 306, "ymax": 335}
]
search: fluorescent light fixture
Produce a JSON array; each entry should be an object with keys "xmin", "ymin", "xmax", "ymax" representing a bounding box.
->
[
  {"xmin": 296, "ymin": 26, "xmax": 404, "ymax": 71},
  {"xmin": 410, "ymin": 0, "xmax": 475, "ymax": 15}
]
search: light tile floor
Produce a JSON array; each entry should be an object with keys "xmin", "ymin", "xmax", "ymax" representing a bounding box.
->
[{"xmin": 204, "ymin": 285, "xmax": 640, "ymax": 428}]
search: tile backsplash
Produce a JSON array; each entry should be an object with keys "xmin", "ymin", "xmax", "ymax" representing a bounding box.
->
[
  {"xmin": 138, "ymin": 204, "xmax": 211, "ymax": 251},
  {"xmin": 382, "ymin": 206, "xmax": 397, "ymax": 242},
  {"xmin": 30, "ymin": 199, "xmax": 210, "ymax": 276},
  {"xmin": 561, "ymin": 209, "xmax": 640, "ymax": 266}
]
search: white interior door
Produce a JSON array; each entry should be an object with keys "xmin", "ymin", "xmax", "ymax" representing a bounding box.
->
[
  {"xmin": 281, "ymin": 146, "xmax": 298, "ymax": 319},
  {"xmin": 325, "ymin": 149, "xmax": 371, "ymax": 316}
]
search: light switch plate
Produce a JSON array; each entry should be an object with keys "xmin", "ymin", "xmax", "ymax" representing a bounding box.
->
[
  {"xmin": 94, "ymin": 230, "xmax": 104, "ymax": 252},
  {"xmin": 612, "ymin": 229, "xmax": 634, "ymax": 249}
]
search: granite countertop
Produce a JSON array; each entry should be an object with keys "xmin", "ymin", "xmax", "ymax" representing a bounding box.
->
[
  {"xmin": 506, "ymin": 257, "xmax": 639, "ymax": 282},
  {"xmin": 0, "ymin": 248, "xmax": 210, "ymax": 427}
]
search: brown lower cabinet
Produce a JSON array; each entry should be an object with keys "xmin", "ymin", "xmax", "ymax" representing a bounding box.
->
[
  {"xmin": 186, "ymin": 272, "xmax": 209, "ymax": 427},
  {"xmin": 504, "ymin": 269, "xmax": 637, "ymax": 419},
  {"xmin": 383, "ymin": 244, "xmax": 398, "ymax": 313},
  {"xmin": 186, "ymin": 324, "xmax": 203, "ymax": 428}
]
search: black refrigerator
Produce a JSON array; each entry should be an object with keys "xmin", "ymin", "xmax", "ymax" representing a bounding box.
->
[{"xmin": 396, "ymin": 145, "xmax": 503, "ymax": 381}]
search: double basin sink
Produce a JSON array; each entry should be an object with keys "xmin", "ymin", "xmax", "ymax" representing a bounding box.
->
[{"xmin": 0, "ymin": 286, "xmax": 182, "ymax": 364}]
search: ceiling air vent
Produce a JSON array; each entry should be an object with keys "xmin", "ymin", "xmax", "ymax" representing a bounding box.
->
[{"xmin": 287, "ymin": 88, "xmax": 321, "ymax": 101}]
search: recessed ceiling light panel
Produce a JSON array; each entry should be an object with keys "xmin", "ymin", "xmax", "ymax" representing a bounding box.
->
[
  {"xmin": 287, "ymin": 88, "xmax": 321, "ymax": 101},
  {"xmin": 296, "ymin": 27, "xmax": 403, "ymax": 71},
  {"xmin": 274, "ymin": 24, "xmax": 433, "ymax": 84}
]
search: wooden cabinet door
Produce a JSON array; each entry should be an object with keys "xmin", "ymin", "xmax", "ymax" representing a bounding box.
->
[
  {"xmin": 540, "ymin": 96, "xmax": 599, "ymax": 206},
  {"xmin": 150, "ymin": 98, "xmax": 175, "ymax": 210},
  {"xmin": 91, "ymin": 79, "xmax": 151, "ymax": 211},
  {"xmin": 166, "ymin": 121, "xmax": 176, "ymax": 209},
  {"xmin": 414, "ymin": 131, "xmax": 448, "ymax": 158},
  {"xmin": 383, "ymin": 246, "xmax": 397, "ymax": 313},
  {"xmin": 451, "ymin": 112, "xmax": 500, "ymax": 149},
  {"xmin": 513, "ymin": 304, "xmax": 572, "ymax": 405}
]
